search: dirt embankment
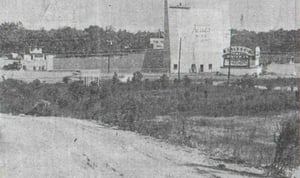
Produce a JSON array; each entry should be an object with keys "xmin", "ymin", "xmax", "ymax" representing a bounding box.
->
[{"xmin": 0, "ymin": 114, "xmax": 263, "ymax": 178}]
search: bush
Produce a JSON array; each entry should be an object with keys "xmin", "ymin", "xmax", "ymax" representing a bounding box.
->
[
  {"xmin": 204, "ymin": 78, "xmax": 213, "ymax": 85},
  {"xmin": 112, "ymin": 72, "xmax": 120, "ymax": 85},
  {"xmin": 62, "ymin": 76, "xmax": 70, "ymax": 84},
  {"xmin": 269, "ymin": 115, "xmax": 299, "ymax": 176},
  {"xmin": 159, "ymin": 74, "xmax": 169, "ymax": 89},
  {"xmin": 68, "ymin": 81, "xmax": 85, "ymax": 100},
  {"xmin": 31, "ymin": 79, "xmax": 41, "ymax": 88},
  {"xmin": 173, "ymin": 78, "xmax": 180, "ymax": 85},
  {"xmin": 132, "ymin": 71, "xmax": 143, "ymax": 83},
  {"xmin": 238, "ymin": 75, "xmax": 255, "ymax": 88},
  {"xmin": 183, "ymin": 75, "xmax": 191, "ymax": 86}
]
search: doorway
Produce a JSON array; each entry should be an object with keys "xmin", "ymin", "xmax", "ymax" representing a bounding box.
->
[{"xmin": 199, "ymin": 64, "xmax": 204, "ymax": 72}]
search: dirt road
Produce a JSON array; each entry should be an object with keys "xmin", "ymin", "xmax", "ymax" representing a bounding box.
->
[{"xmin": 0, "ymin": 114, "xmax": 262, "ymax": 178}]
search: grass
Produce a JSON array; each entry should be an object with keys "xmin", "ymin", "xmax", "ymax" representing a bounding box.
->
[
  {"xmin": 0, "ymin": 75, "xmax": 298, "ymax": 175},
  {"xmin": 177, "ymin": 114, "xmax": 292, "ymax": 166}
]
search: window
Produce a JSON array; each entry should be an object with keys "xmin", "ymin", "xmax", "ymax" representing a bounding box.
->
[
  {"xmin": 208, "ymin": 64, "xmax": 212, "ymax": 70},
  {"xmin": 173, "ymin": 64, "xmax": 178, "ymax": 70},
  {"xmin": 33, "ymin": 66, "xmax": 36, "ymax": 71}
]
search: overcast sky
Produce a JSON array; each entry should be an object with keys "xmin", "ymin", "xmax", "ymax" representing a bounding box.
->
[{"xmin": 0, "ymin": 0, "xmax": 298, "ymax": 32}]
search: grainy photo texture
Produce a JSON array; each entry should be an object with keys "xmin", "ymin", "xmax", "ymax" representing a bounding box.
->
[{"xmin": 0, "ymin": 0, "xmax": 299, "ymax": 177}]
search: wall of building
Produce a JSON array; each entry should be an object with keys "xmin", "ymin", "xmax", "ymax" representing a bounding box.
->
[
  {"xmin": 21, "ymin": 54, "xmax": 54, "ymax": 71},
  {"xmin": 142, "ymin": 49, "xmax": 166, "ymax": 73},
  {"xmin": 260, "ymin": 53, "xmax": 299, "ymax": 64},
  {"xmin": 51, "ymin": 53, "xmax": 145, "ymax": 74},
  {"xmin": 168, "ymin": 0, "xmax": 230, "ymax": 74},
  {"xmin": 21, "ymin": 60, "xmax": 47, "ymax": 71},
  {"xmin": 0, "ymin": 57, "xmax": 19, "ymax": 68},
  {"xmin": 220, "ymin": 66, "xmax": 262, "ymax": 76}
]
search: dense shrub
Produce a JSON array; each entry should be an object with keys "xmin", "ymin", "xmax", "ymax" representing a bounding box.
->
[
  {"xmin": 132, "ymin": 71, "xmax": 143, "ymax": 83},
  {"xmin": 159, "ymin": 74, "xmax": 169, "ymax": 89},
  {"xmin": 235, "ymin": 75, "xmax": 255, "ymax": 88},
  {"xmin": 183, "ymin": 75, "xmax": 191, "ymax": 86},
  {"xmin": 62, "ymin": 76, "xmax": 70, "ymax": 84},
  {"xmin": 112, "ymin": 72, "xmax": 120, "ymax": 85},
  {"xmin": 269, "ymin": 115, "xmax": 299, "ymax": 176}
]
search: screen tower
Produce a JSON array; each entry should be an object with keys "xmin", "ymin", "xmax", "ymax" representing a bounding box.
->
[{"xmin": 164, "ymin": 0, "xmax": 171, "ymax": 74}]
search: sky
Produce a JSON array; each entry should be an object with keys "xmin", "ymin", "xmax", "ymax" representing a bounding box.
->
[{"xmin": 0, "ymin": 0, "xmax": 299, "ymax": 32}]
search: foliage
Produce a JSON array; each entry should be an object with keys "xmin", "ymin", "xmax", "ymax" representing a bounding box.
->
[
  {"xmin": 62, "ymin": 76, "xmax": 70, "ymax": 84},
  {"xmin": 235, "ymin": 75, "xmax": 255, "ymax": 89},
  {"xmin": 0, "ymin": 76, "xmax": 298, "ymax": 172},
  {"xmin": 183, "ymin": 75, "xmax": 191, "ymax": 86},
  {"xmin": 1, "ymin": 22, "xmax": 297, "ymax": 57},
  {"xmin": 159, "ymin": 74, "xmax": 169, "ymax": 89},
  {"xmin": 132, "ymin": 71, "xmax": 143, "ymax": 84},
  {"xmin": 269, "ymin": 115, "xmax": 299, "ymax": 176},
  {"xmin": 0, "ymin": 22, "xmax": 162, "ymax": 55},
  {"xmin": 231, "ymin": 29, "xmax": 299, "ymax": 53},
  {"xmin": 112, "ymin": 72, "xmax": 120, "ymax": 85}
]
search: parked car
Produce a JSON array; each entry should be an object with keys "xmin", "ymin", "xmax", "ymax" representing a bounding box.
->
[{"xmin": 3, "ymin": 62, "xmax": 22, "ymax": 70}]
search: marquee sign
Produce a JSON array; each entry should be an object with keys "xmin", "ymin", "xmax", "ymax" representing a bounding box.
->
[{"xmin": 223, "ymin": 46, "xmax": 254, "ymax": 67}]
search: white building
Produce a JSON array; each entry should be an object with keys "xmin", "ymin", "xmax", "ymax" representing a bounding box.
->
[
  {"xmin": 22, "ymin": 48, "xmax": 54, "ymax": 71},
  {"xmin": 167, "ymin": 0, "xmax": 230, "ymax": 74}
]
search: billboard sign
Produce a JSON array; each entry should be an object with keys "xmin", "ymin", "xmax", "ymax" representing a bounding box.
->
[
  {"xmin": 150, "ymin": 38, "xmax": 164, "ymax": 49},
  {"xmin": 223, "ymin": 46, "xmax": 254, "ymax": 67}
]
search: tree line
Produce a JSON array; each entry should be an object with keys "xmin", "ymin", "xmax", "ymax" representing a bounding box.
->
[
  {"xmin": 0, "ymin": 22, "xmax": 162, "ymax": 55},
  {"xmin": 0, "ymin": 22, "xmax": 298, "ymax": 55},
  {"xmin": 231, "ymin": 29, "xmax": 299, "ymax": 53}
]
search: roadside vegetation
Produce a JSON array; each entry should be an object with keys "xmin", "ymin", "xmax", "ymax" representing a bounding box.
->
[
  {"xmin": 0, "ymin": 73, "xmax": 298, "ymax": 176},
  {"xmin": 0, "ymin": 22, "xmax": 298, "ymax": 58}
]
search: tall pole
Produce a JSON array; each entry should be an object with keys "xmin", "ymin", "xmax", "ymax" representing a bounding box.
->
[
  {"xmin": 293, "ymin": 0, "xmax": 299, "ymax": 63},
  {"xmin": 164, "ymin": 0, "xmax": 171, "ymax": 75},
  {"xmin": 108, "ymin": 54, "xmax": 110, "ymax": 73},
  {"xmin": 178, "ymin": 37, "xmax": 182, "ymax": 80},
  {"xmin": 108, "ymin": 2, "xmax": 112, "ymax": 74},
  {"xmin": 108, "ymin": 40, "xmax": 112, "ymax": 73},
  {"xmin": 227, "ymin": 29, "xmax": 232, "ymax": 85}
]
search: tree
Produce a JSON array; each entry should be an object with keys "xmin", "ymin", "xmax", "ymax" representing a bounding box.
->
[
  {"xmin": 132, "ymin": 71, "xmax": 143, "ymax": 83},
  {"xmin": 112, "ymin": 72, "xmax": 120, "ymax": 85},
  {"xmin": 159, "ymin": 74, "xmax": 169, "ymax": 89}
]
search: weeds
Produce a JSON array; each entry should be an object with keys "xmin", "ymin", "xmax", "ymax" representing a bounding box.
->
[{"xmin": 0, "ymin": 74, "xmax": 298, "ymax": 174}]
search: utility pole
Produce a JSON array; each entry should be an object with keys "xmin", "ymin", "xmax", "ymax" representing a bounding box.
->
[
  {"xmin": 108, "ymin": 2, "xmax": 112, "ymax": 74},
  {"xmin": 178, "ymin": 37, "xmax": 182, "ymax": 80},
  {"xmin": 227, "ymin": 29, "xmax": 233, "ymax": 85},
  {"xmin": 107, "ymin": 40, "xmax": 113, "ymax": 73}
]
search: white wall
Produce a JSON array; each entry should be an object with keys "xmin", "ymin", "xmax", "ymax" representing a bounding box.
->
[
  {"xmin": 168, "ymin": 0, "xmax": 230, "ymax": 73},
  {"xmin": 220, "ymin": 66, "xmax": 262, "ymax": 76}
]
